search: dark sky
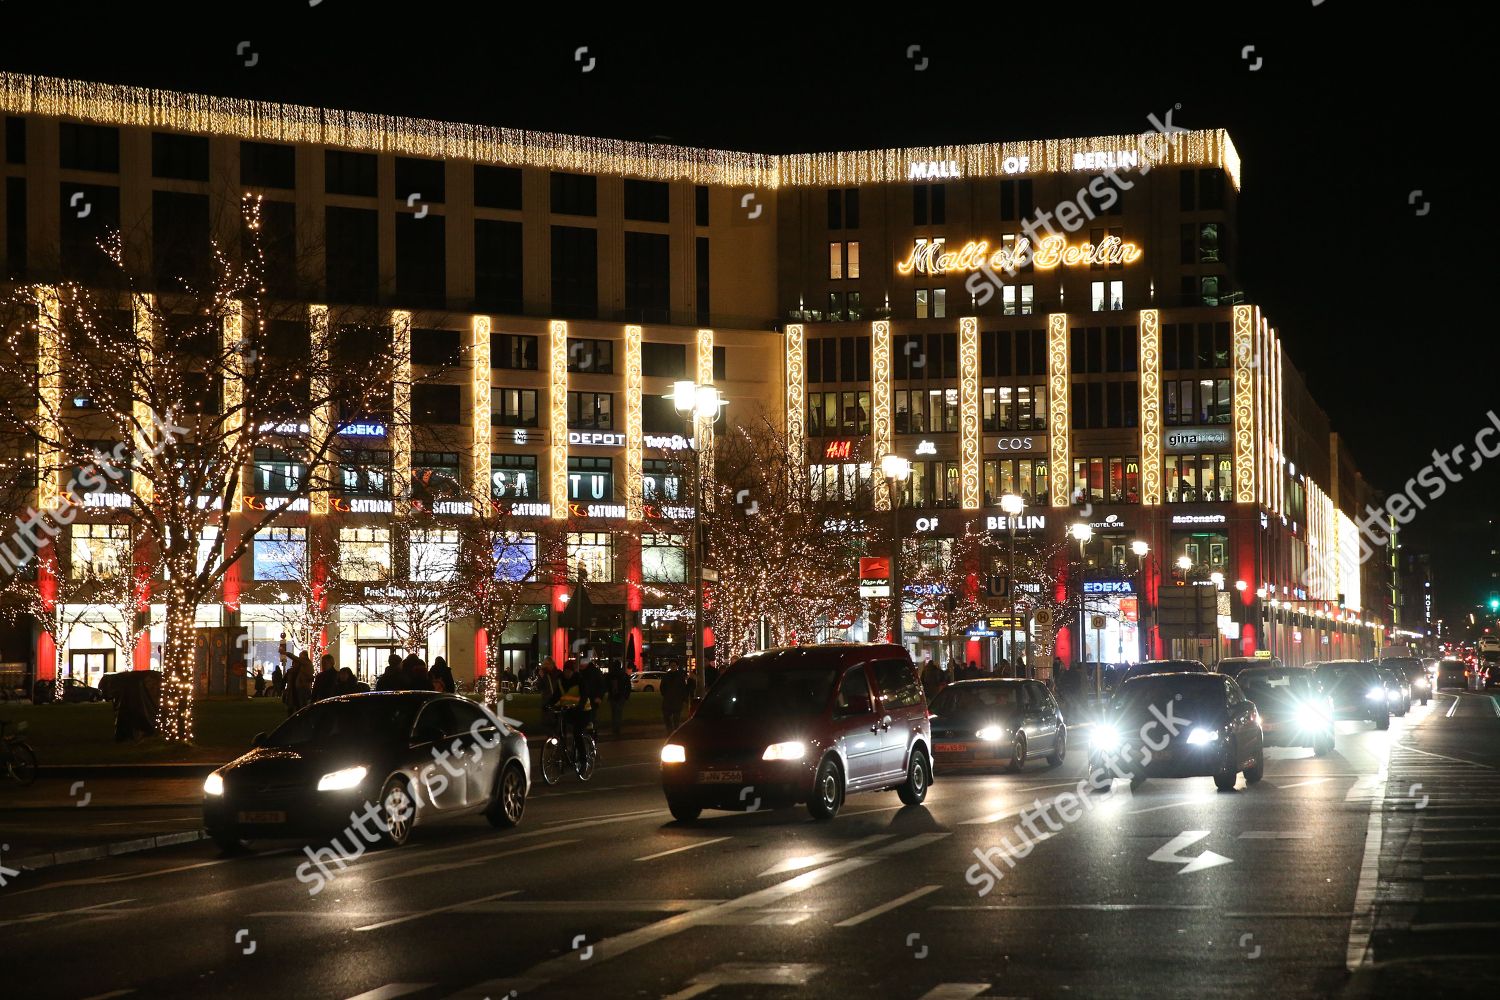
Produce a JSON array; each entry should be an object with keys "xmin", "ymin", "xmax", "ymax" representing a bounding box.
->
[{"xmin": 2, "ymin": 3, "xmax": 1494, "ymax": 630}]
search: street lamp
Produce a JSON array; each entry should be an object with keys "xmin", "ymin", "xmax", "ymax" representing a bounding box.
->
[
  {"xmin": 1001, "ymin": 493, "xmax": 1025, "ymax": 677},
  {"xmin": 881, "ymin": 453, "xmax": 912, "ymax": 652},
  {"xmin": 670, "ymin": 380, "xmax": 725, "ymax": 697},
  {"xmin": 1130, "ymin": 539, "xmax": 1149, "ymax": 662},
  {"xmin": 1070, "ymin": 522, "xmax": 1093, "ymax": 695}
]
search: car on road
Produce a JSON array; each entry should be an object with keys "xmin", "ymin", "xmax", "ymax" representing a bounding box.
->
[
  {"xmin": 1313, "ymin": 660, "xmax": 1390, "ymax": 730},
  {"xmin": 1107, "ymin": 658, "xmax": 1209, "ymax": 693},
  {"xmin": 203, "ymin": 691, "xmax": 530, "ymax": 851},
  {"xmin": 928, "ymin": 678, "xmax": 1066, "ymax": 773},
  {"xmin": 1379, "ymin": 656, "xmax": 1431, "ymax": 706},
  {"xmin": 1374, "ymin": 664, "xmax": 1410, "ymax": 716},
  {"xmin": 31, "ymin": 677, "xmax": 104, "ymax": 703},
  {"xmin": 1435, "ymin": 659, "xmax": 1468, "ymax": 690},
  {"xmin": 631, "ymin": 670, "xmax": 670, "ymax": 692},
  {"xmin": 1236, "ymin": 664, "xmax": 1334, "ymax": 755},
  {"xmin": 1216, "ymin": 655, "xmax": 1281, "ymax": 679},
  {"xmin": 659, "ymin": 644, "xmax": 931, "ymax": 822},
  {"xmin": 1087, "ymin": 672, "xmax": 1265, "ymax": 791}
]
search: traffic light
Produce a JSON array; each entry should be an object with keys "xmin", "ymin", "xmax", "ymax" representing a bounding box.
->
[{"xmin": 1489, "ymin": 592, "xmax": 1500, "ymax": 613}]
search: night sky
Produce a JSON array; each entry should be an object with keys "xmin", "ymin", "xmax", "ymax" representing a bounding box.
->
[{"xmin": 2, "ymin": 3, "xmax": 1492, "ymax": 631}]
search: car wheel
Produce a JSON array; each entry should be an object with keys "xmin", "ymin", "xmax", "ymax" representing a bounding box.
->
[
  {"xmin": 379, "ymin": 776, "xmax": 415, "ymax": 847},
  {"xmin": 486, "ymin": 762, "xmax": 526, "ymax": 828},
  {"xmin": 1046, "ymin": 726, "xmax": 1067, "ymax": 767},
  {"xmin": 1213, "ymin": 747, "xmax": 1238, "ymax": 791},
  {"xmin": 1313, "ymin": 732, "xmax": 1334, "ymax": 757},
  {"xmin": 1005, "ymin": 731, "xmax": 1027, "ymax": 774},
  {"xmin": 667, "ymin": 796, "xmax": 702, "ymax": 823},
  {"xmin": 209, "ymin": 828, "xmax": 248, "ymax": 853},
  {"xmin": 1244, "ymin": 751, "xmax": 1265, "ymax": 785},
  {"xmin": 897, "ymin": 747, "xmax": 930, "ymax": 806},
  {"xmin": 807, "ymin": 755, "xmax": 843, "ymax": 821},
  {"xmin": 1375, "ymin": 713, "xmax": 1390, "ymax": 731}
]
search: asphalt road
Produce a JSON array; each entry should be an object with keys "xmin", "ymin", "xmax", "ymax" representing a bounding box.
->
[{"xmin": 3, "ymin": 690, "xmax": 1499, "ymax": 1000}]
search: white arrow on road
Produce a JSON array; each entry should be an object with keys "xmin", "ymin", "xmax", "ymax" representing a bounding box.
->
[{"xmin": 1148, "ymin": 831, "xmax": 1232, "ymax": 874}]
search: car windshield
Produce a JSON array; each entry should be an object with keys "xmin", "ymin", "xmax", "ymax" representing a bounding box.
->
[
  {"xmin": 1239, "ymin": 670, "xmax": 1316, "ymax": 703},
  {"xmin": 1315, "ymin": 664, "xmax": 1377, "ymax": 690},
  {"xmin": 695, "ymin": 666, "xmax": 837, "ymax": 719},
  {"xmin": 266, "ymin": 697, "xmax": 423, "ymax": 748},
  {"xmin": 1110, "ymin": 675, "xmax": 1224, "ymax": 724},
  {"xmin": 930, "ymin": 684, "xmax": 1022, "ymax": 716}
]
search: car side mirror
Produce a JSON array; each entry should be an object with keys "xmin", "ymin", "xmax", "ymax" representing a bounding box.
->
[{"xmin": 251, "ymin": 731, "xmax": 266, "ymax": 747}]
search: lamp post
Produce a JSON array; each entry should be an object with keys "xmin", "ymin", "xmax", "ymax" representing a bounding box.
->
[
  {"xmin": 1176, "ymin": 555, "xmax": 1194, "ymax": 662},
  {"xmin": 881, "ymin": 453, "xmax": 912, "ymax": 652},
  {"xmin": 670, "ymin": 380, "xmax": 725, "ymax": 698},
  {"xmin": 1070, "ymin": 522, "xmax": 1094, "ymax": 696},
  {"xmin": 1131, "ymin": 539, "xmax": 1149, "ymax": 662},
  {"xmin": 1001, "ymin": 493, "xmax": 1025, "ymax": 677}
]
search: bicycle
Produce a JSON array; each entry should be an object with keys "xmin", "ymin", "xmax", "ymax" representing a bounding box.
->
[
  {"xmin": 1, "ymin": 719, "xmax": 38, "ymax": 786},
  {"xmin": 540, "ymin": 707, "xmax": 597, "ymax": 785}
]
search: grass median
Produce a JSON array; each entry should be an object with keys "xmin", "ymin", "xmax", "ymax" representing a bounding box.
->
[{"xmin": 0, "ymin": 692, "xmax": 668, "ymax": 765}]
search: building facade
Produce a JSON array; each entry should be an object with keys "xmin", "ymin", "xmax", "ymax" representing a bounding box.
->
[{"xmin": 0, "ymin": 73, "xmax": 1387, "ymax": 691}]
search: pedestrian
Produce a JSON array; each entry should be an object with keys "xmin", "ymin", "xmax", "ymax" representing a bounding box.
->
[
  {"xmin": 577, "ymin": 657, "xmax": 605, "ymax": 736},
  {"xmin": 336, "ymin": 665, "xmax": 367, "ymax": 695},
  {"xmin": 920, "ymin": 658, "xmax": 943, "ymax": 700},
  {"xmin": 270, "ymin": 662, "xmax": 284, "ymax": 697},
  {"xmin": 282, "ymin": 651, "xmax": 310, "ymax": 715},
  {"xmin": 660, "ymin": 664, "xmax": 687, "ymax": 734},
  {"xmin": 375, "ymin": 652, "xmax": 404, "ymax": 691},
  {"xmin": 252, "ymin": 666, "xmax": 266, "ymax": 698},
  {"xmin": 429, "ymin": 655, "xmax": 455, "ymax": 694},
  {"xmin": 403, "ymin": 653, "xmax": 429, "ymax": 690},
  {"xmin": 966, "ymin": 660, "xmax": 981, "ymax": 679},
  {"xmin": 606, "ymin": 658, "xmax": 631, "ymax": 739},
  {"xmin": 311, "ymin": 653, "xmax": 339, "ymax": 701}
]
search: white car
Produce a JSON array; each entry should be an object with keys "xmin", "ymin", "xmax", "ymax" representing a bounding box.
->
[{"xmin": 631, "ymin": 670, "xmax": 670, "ymax": 692}]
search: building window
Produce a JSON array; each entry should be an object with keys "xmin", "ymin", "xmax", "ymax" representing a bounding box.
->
[
  {"xmin": 59, "ymin": 123, "xmax": 119, "ymax": 172},
  {"xmin": 982, "ymin": 458, "xmax": 1049, "ymax": 507},
  {"xmin": 567, "ymin": 456, "xmax": 613, "ymax": 501},
  {"xmin": 324, "ymin": 150, "xmax": 377, "ymax": 196},
  {"xmin": 151, "ymin": 132, "xmax": 209, "ymax": 181},
  {"xmin": 340, "ymin": 526, "xmax": 391, "ymax": 581},
  {"xmin": 806, "ymin": 390, "xmax": 871, "ymax": 436},
  {"xmin": 1165, "ymin": 454, "xmax": 1234, "ymax": 503},
  {"xmin": 623, "ymin": 179, "xmax": 670, "ymax": 222},
  {"xmin": 551, "ymin": 225, "xmax": 598, "ymax": 319},
  {"xmin": 395, "ymin": 157, "xmax": 445, "ymax": 204},
  {"xmin": 1001, "ymin": 284, "xmax": 1035, "ymax": 315},
  {"xmin": 567, "ymin": 531, "xmax": 613, "ymax": 582},
  {"xmin": 913, "ymin": 183, "xmax": 946, "ymax": 225},
  {"xmin": 493, "ymin": 388, "xmax": 539, "ymax": 427},
  {"xmin": 410, "ymin": 528, "xmax": 460, "ymax": 582},
  {"xmin": 493, "ymin": 333, "xmax": 538, "ymax": 371},
  {"xmin": 412, "ymin": 452, "xmax": 460, "ymax": 498},
  {"xmin": 828, "ymin": 241, "xmax": 860, "ymax": 280},
  {"xmin": 474, "ymin": 219, "xmax": 523, "ymax": 314},
  {"xmin": 567, "ymin": 391, "xmax": 613, "ymax": 430},
  {"xmin": 339, "ymin": 449, "xmax": 391, "ymax": 497},
  {"xmin": 642, "ymin": 533, "xmax": 688, "ymax": 583},
  {"xmin": 254, "ymin": 526, "xmax": 306, "ymax": 581},
  {"xmin": 1071, "ymin": 456, "xmax": 1141, "ymax": 504},
  {"xmin": 642, "ymin": 459, "xmax": 683, "ymax": 502},
  {"xmin": 809, "ymin": 462, "xmax": 873, "ymax": 505},
  {"xmin": 241, "ymin": 141, "xmax": 295, "ymax": 188},
  {"xmin": 915, "ymin": 288, "xmax": 947, "ymax": 319},
  {"xmin": 474, "ymin": 165, "xmax": 522, "ymax": 210},
  {"xmin": 1090, "ymin": 280, "xmax": 1124, "ymax": 312},
  {"xmin": 70, "ymin": 523, "xmax": 129, "ymax": 580},
  {"xmin": 494, "ymin": 531, "xmax": 537, "ymax": 582},
  {"xmin": 641, "ymin": 341, "xmax": 687, "ymax": 378},
  {"xmin": 491, "ymin": 454, "xmax": 539, "ymax": 500},
  {"xmin": 567, "ymin": 338, "xmax": 615, "ymax": 374},
  {"xmin": 550, "ymin": 173, "xmax": 598, "ymax": 216},
  {"xmin": 827, "ymin": 188, "xmax": 860, "ymax": 229},
  {"xmin": 624, "ymin": 230, "xmax": 671, "ymax": 323},
  {"xmin": 395, "ymin": 214, "xmax": 446, "ymax": 308},
  {"xmin": 253, "ymin": 447, "xmax": 305, "ymax": 495}
]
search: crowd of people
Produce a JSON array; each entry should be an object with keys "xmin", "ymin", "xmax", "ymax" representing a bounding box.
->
[{"xmin": 249, "ymin": 651, "xmax": 461, "ymax": 715}]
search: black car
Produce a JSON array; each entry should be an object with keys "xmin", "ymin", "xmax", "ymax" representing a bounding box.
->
[
  {"xmin": 1088, "ymin": 672, "xmax": 1264, "ymax": 791},
  {"xmin": 1109, "ymin": 658, "xmax": 1209, "ymax": 693},
  {"xmin": 32, "ymin": 677, "xmax": 105, "ymax": 703},
  {"xmin": 1236, "ymin": 664, "xmax": 1334, "ymax": 756},
  {"xmin": 1379, "ymin": 656, "xmax": 1431, "ymax": 706},
  {"xmin": 1434, "ymin": 659, "xmax": 1468, "ymax": 690},
  {"xmin": 1375, "ymin": 665, "xmax": 1410, "ymax": 717},
  {"xmin": 1216, "ymin": 656, "xmax": 1282, "ymax": 679},
  {"xmin": 929, "ymin": 679, "xmax": 1067, "ymax": 773},
  {"xmin": 1312, "ymin": 660, "xmax": 1390, "ymax": 730},
  {"xmin": 203, "ymin": 692, "xmax": 530, "ymax": 851}
]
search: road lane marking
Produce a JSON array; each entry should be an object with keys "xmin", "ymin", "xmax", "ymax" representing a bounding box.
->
[
  {"xmin": 663, "ymin": 962, "xmax": 823, "ymax": 1000},
  {"xmin": 833, "ymin": 884, "xmax": 941, "ymax": 927},
  {"xmin": 1410, "ymin": 921, "xmax": 1500, "ymax": 932},
  {"xmin": 446, "ymin": 833, "xmax": 949, "ymax": 997},
  {"xmin": 543, "ymin": 807, "xmax": 666, "ymax": 825},
  {"xmin": 1276, "ymin": 777, "xmax": 1332, "ymax": 789},
  {"xmin": 635, "ymin": 837, "xmax": 730, "ymax": 862},
  {"xmin": 1446, "ymin": 695, "xmax": 1461, "ymax": 718},
  {"xmin": 758, "ymin": 834, "xmax": 895, "ymax": 876},
  {"xmin": 840, "ymin": 804, "xmax": 906, "ymax": 817},
  {"xmin": 79, "ymin": 991, "xmax": 136, "ymax": 1000},
  {"xmin": 1238, "ymin": 831, "xmax": 1312, "ymax": 839},
  {"xmin": 1401, "ymin": 745, "xmax": 1497, "ymax": 770},
  {"xmin": 917, "ymin": 986, "xmax": 992, "ymax": 1000},
  {"xmin": 0, "ymin": 898, "xmax": 137, "ymax": 929},
  {"xmin": 373, "ymin": 839, "xmax": 574, "ymax": 883},
  {"xmin": 344, "ymin": 985, "xmax": 433, "ymax": 1000},
  {"xmin": 1123, "ymin": 796, "xmax": 1216, "ymax": 816},
  {"xmin": 956, "ymin": 782, "xmax": 1086, "ymax": 825},
  {"xmin": 1345, "ymin": 739, "xmax": 1391, "ymax": 970},
  {"xmin": 354, "ymin": 890, "xmax": 522, "ymax": 932}
]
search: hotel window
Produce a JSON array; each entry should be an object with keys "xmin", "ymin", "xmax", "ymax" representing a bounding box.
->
[
  {"xmin": 643, "ymin": 459, "xmax": 682, "ymax": 502},
  {"xmin": 913, "ymin": 183, "xmax": 946, "ymax": 225},
  {"xmin": 1165, "ymin": 454, "xmax": 1234, "ymax": 503},
  {"xmin": 624, "ymin": 231, "xmax": 671, "ymax": 323},
  {"xmin": 410, "ymin": 528, "xmax": 460, "ymax": 582},
  {"xmin": 567, "ymin": 338, "xmax": 615, "ymax": 374},
  {"xmin": 253, "ymin": 446, "xmax": 304, "ymax": 495},
  {"xmin": 475, "ymin": 219, "xmax": 524, "ymax": 314},
  {"xmin": 493, "ymin": 388, "xmax": 539, "ymax": 427},
  {"xmin": 340, "ymin": 449, "xmax": 391, "ymax": 497},
  {"xmin": 254, "ymin": 526, "xmax": 306, "ymax": 581},
  {"xmin": 550, "ymin": 172, "xmax": 597, "ymax": 216},
  {"xmin": 915, "ymin": 288, "xmax": 947, "ymax": 319},
  {"xmin": 827, "ymin": 292, "xmax": 847, "ymax": 322},
  {"xmin": 828, "ymin": 241, "xmax": 860, "ymax": 280},
  {"xmin": 567, "ymin": 531, "xmax": 614, "ymax": 582},
  {"xmin": 492, "ymin": 333, "xmax": 538, "ymax": 371},
  {"xmin": 70, "ymin": 523, "xmax": 129, "ymax": 580},
  {"xmin": 491, "ymin": 454, "xmax": 539, "ymax": 500},
  {"xmin": 551, "ymin": 225, "xmax": 598, "ymax": 319},
  {"xmin": 412, "ymin": 452, "xmax": 460, "ymax": 497},
  {"xmin": 567, "ymin": 391, "xmax": 613, "ymax": 430},
  {"xmin": 642, "ymin": 533, "xmax": 688, "ymax": 583},
  {"xmin": 568, "ymin": 456, "xmax": 613, "ymax": 501},
  {"xmin": 983, "ymin": 458, "xmax": 1049, "ymax": 506},
  {"xmin": 827, "ymin": 188, "xmax": 860, "ymax": 229},
  {"xmin": 1090, "ymin": 280, "xmax": 1124, "ymax": 312},
  {"xmin": 999, "ymin": 179, "xmax": 1034, "ymax": 221},
  {"xmin": 1001, "ymin": 283, "xmax": 1035, "ymax": 315},
  {"xmin": 340, "ymin": 526, "xmax": 391, "ymax": 581}
]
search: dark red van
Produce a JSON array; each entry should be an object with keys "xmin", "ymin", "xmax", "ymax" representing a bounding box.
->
[{"xmin": 660, "ymin": 644, "xmax": 932, "ymax": 822}]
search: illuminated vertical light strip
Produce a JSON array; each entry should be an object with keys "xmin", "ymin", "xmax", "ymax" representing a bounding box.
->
[
  {"xmin": 1231, "ymin": 305, "xmax": 1256, "ymax": 504},
  {"xmin": 695, "ymin": 328, "xmax": 715, "ymax": 512},
  {"xmin": 309, "ymin": 305, "xmax": 331, "ymax": 516},
  {"xmin": 548, "ymin": 321, "xmax": 569, "ymax": 519},
  {"xmin": 1254, "ymin": 315, "xmax": 1266, "ymax": 509},
  {"xmin": 1259, "ymin": 315, "xmax": 1270, "ymax": 511},
  {"xmin": 871, "ymin": 320, "xmax": 892, "ymax": 510},
  {"xmin": 1138, "ymin": 309, "xmax": 1162, "ymax": 505},
  {"xmin": 221, "ymin": 299, "xmax": 242, "ymax": 512},
  {"xmin": 391, "ymin": 310, "xmax": 412, "ymax": 517},
  {"xmin": 1047, "ymin": 314, "xmax": 1070, "ymax": 507},
  {"xmin": 470, "ymin": 315, "xmax": 492, "ymax": 500},
  {"xmin": 785, "ymin": 324, "xmax": 806, "ymax": 473},
  {"xmin": 624, "ymin": 324, "xmax": 643, "ymax": 521},
  {"xmin": 35, "ymin": 286, "xmax": 61, "ymax": 511},
  {"xmin": 958, "ymin": 317, "xmax": 980, "ymax": 510},
  {"xmin": 1273, "ymin": 333, "xmax": 1284, "ymax": 516},
  {"xmin": 130, "ymin": 294, "xmax": 156, "ymax": 507}
]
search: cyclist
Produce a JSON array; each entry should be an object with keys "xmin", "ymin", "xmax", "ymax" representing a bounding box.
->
[{"xmin": 540, "ymin": 658, "xmax": 591, "ymax": 770}]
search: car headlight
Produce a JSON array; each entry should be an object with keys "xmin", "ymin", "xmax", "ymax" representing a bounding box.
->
[
  {"xmin": 1185, "ymin": 727, "xmax": 1219, "ymax": 745},
  {"xmin": 203, "ymin": 772, "xmax": 225, "ymax": 796},
  {"xmin": 1386, "ymin": 689, "xmax": 1400, "ymax": 701},
  {"xmin": 1093, "ymin": 725, "xmax": 1122, "ymax": 752},
  {"xmin": 975, "ymin": 726, "xmax": 1004, "ymax": 742},
  {"xmin": 1295, "ymin": 702, "xmax": 1329, "ymax": 729},
  {"xmin": 661, "ymin": 743, "xmax": 686, "ymax": 764},
  {"xmin": 316, "ymin": 765, "xmax": 368, "ymax": 792},
  {"xmin": 1367, "ymin": 687, "xmax": 1384, "ymax": 700},
  {"xmin": 762, "ymin": 741, "xmax": 806, "ymax": 761}
]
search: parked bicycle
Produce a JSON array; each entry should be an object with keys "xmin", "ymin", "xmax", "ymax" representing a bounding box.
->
[
  {"xmin": 540, "ymin": 708, "xmax": 597, "ymax": 785},
  {"xmin": 1, "ymin": 719, "xmax": 38, "ymax": 785}
]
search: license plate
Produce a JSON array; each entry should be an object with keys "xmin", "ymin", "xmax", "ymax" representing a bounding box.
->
[
  {"xmin": 237, "ymin": 810, "xmax": 286, "ymax": 823},
  {"xmin": 935, "ymin": 743, "xmax": 969, "ymax": 753},
  {"xmin": 697, "ymin": 770, "xmax": 742, "ymax": 783}
]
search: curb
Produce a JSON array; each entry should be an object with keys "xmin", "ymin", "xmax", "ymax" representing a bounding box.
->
[
  {"xmin": 36, "ymin": 763, "xmax": 221, "ymax": 778},
  {"xmin": 15, "ymin": 829, "xmax": 205, "ymax": 872}
]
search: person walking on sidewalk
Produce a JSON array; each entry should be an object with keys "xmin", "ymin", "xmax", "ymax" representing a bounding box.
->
[
  {"xmin": 661, "ymin": 665, "xmax": 688, "ymax": 734},
  {"xmin": 429, "ymin": 655, "xmax": 455, "ymax": 694},
  {"xmin": 376, "ymin": 653, "xmax": 404, "ymax": 691},
  {"xmin": 606, "ymin": 658, "xmax": 631, "ymax": 738},
  {"xmin": 311, "ymin": 653, "xmax": 339, "ymax": 702}
]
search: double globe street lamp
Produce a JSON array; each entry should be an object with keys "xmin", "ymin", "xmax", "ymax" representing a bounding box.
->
[
  {"xmin": 880, "ymin": 453, "xmax": 912, "ymax": 650},
  {"xmin": 1000, "ymin": 493, "xmax": 1026, "ymax": 677},
  {"xmin": 670, "ymin": 380, "xmax": 725, "ymax": 697}
]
